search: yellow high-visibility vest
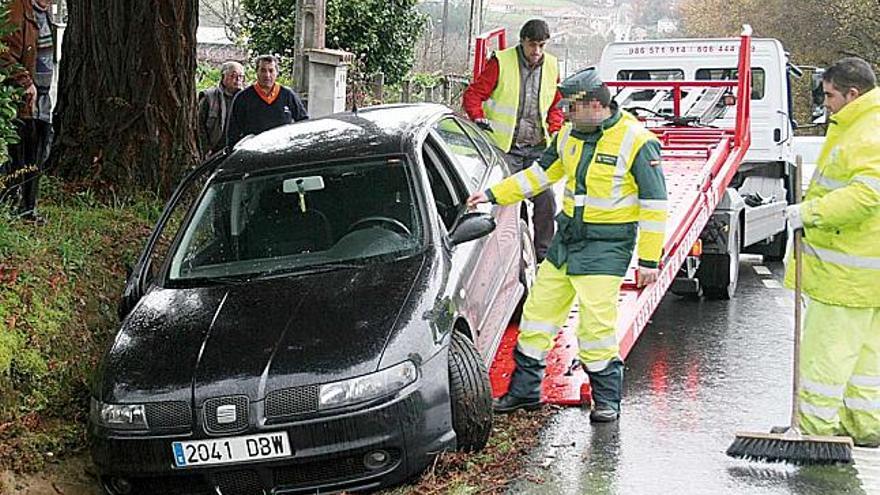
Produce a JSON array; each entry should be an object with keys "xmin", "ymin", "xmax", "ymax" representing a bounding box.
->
[
  {"xmin": 556, "ymin": 113, "xmax": 659, "ymax": 224},
  {"xmin": 483, "ymin": 47, "xmax": 559, "ymax": 152},
  {"xmin": 488, "ymin": 111, "xmax": 666, "ymax": 265}
]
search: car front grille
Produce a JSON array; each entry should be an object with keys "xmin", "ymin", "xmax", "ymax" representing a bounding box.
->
[
  {"xmin": 273, "ymin": 449, "xmax": 402, "ymax": 488},
  {"xmin": 145, "ymin": 401, "xmax": 191, "ymax": 429},
  {"xmin": 204, "ymin": 395, "xmax": 249, "ymax": 433},
  {"xmin": 122, "ymin": 474, "xmax": 213, "ymax": 495},
  {"xmin": 214, "ymin": 469, "xmax": 264, "ymax": 495},
  {"xmin": 265, "ymin": 385, "xmax": 319, "ymax": 419},
  {"xmin": 116, "ymin": 450, "xmax": 401, "ymax": 495}
]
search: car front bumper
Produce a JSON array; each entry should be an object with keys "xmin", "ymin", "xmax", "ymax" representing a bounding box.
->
[{"xmin": 91, "ymin": 355, "xmax": 455, "ymax": 494}]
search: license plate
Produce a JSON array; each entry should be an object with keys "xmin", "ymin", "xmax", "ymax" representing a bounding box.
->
[{"xmin": 172, "ymin": 431, "xmax": 291, "ymax": 467}]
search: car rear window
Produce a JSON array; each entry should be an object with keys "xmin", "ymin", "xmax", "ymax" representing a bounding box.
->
[{"xmin": 167, "ymin": 157, "xmax": 422, "ymax": 282}]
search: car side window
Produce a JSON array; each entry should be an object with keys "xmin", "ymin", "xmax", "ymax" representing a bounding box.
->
[
  {"xmin": 148, "ymin": 166, "xmax": 214, "ymax": 286},
  {"xmin": 459, "ymin": 118, "xmax": 502, "ymax": 166},
  {"xmin": 432, "ymin": 117, "xmax": 488, "ymax": 191},
  {"xmin": 422, "ymin": 136, "xmax": 467, "ymax": 231}
]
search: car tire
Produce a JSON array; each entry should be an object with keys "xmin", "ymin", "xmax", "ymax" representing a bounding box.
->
[{"xmin": 448, "ymin": 331, "xmax": 493, "ymax": 452}]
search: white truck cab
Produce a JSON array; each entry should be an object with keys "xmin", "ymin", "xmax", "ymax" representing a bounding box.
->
[
  {"xmin": 598, "ymin": 38, "xmax": 796, "ymax": 166},
  {"xmin": 594, "ymin": 37, "xmax": 802, "ymax": 272}
]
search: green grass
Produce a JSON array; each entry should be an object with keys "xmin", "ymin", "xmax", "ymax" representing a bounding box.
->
[{"xmin": 0, "ymin": 177, "xmax": 161, "ymax": 471}]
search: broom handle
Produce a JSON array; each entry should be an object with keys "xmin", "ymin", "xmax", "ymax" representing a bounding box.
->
[{"xmin": 791, "ymin": 155, "xmax": 804, "ymax": 430}]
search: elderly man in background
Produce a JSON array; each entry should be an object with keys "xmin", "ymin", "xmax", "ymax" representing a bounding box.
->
[{"xmin": 198, "ymin": 61, "xmax": 245, "ymax": 160}]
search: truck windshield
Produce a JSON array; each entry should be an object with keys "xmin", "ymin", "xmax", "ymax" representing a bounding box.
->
[
  {"xmin": 166, "ymin": 157, "xmax": 422, "ymax": 283},
  {"xmin": 696, "ymin": 68, "xmax": 766, "ymax": 99},
  {"xmin": 616, "ymin": 69, "xmax": 685, "ymax": 104}
]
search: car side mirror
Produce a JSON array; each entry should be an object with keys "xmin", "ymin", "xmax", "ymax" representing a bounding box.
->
[{"xmin": 449, "ymin": 212, "xmax": 495, "ymax": 245}]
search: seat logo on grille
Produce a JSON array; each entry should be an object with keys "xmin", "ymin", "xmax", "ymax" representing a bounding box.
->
[{"xmin": 216, "ymin": 404, "xmax": 237, "ymax": 424}]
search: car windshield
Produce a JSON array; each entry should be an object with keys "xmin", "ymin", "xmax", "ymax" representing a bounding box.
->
[{"xmin": 167, "ymin": 157, "xmax": 422, "ymax": 282}]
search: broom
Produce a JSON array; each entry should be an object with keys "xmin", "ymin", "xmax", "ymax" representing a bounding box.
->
[{"xmin": 726, "ymin": 155, "xmax": 853, "ymax": 465}]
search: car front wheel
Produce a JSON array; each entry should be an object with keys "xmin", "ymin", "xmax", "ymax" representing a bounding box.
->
[{"xmin": 448, "ymin": 331, "xmax": 492, "ymax": 452}]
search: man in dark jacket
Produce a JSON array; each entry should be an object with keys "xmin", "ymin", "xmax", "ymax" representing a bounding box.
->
[
  {"xmin": 0, "ymin": 0, "xmax": 45, "ymax": 222},
  {"xmin": 198, "ymin": 61, "xmax": 244, "ymax": 159},
  {"xmin": 226, "ymin": 55, "xmax": 308, "ymax": 149}
]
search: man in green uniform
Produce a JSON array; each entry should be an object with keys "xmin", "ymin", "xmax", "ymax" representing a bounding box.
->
[{"xmin": 467, "ymin": 68, "xmax": 668, "ymax": 422}]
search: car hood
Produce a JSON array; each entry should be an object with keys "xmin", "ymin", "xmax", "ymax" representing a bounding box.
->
[{"xmin": 98, "ymin": 255, "xmax": 427, "ymax": 403}]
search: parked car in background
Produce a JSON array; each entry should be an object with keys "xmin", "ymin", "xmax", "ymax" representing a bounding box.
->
[{"xmin": 90, "ymin": 104, "xmax": 535, "ymax": 494}]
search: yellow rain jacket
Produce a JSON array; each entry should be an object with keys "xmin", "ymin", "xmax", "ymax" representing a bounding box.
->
[{"xmin": 785, "ymin": 87, "xmax": 880, "ymax": 308}]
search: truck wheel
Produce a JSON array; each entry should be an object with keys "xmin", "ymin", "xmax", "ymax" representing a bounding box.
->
[
  {"xmin": 448, "ymin": 331, "xmax": 493, "ymax": 452},
  {"xmin": 697, "ymin": 222, "xmax": 741, "ymax": 300},
  {"xmin": 671, "ymin": 282, "xmax": 703, "ymax": 299}
]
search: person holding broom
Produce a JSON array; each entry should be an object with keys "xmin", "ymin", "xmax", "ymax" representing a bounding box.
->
[{"xmin": 783, "ymin": 57, "xmax": 880, "ymax": 448}]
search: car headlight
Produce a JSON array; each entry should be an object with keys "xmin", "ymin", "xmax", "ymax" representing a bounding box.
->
[
  {"xmin": 319, "ymin": 361, "xmax": 418, "ymax": 410},
  {"xmin": 90, "ymin": 398, "xmax": 149, "ymax": 430}
]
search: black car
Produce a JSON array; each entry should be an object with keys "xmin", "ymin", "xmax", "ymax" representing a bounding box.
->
[{"xmin": 91, "ymin": 104, "xmax": 537, "ymax": 494}]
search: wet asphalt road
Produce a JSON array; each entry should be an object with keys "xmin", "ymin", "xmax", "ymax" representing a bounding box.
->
[{"xmin": 509, "ymin": 256, "xmax": 880, "ymax": 495}]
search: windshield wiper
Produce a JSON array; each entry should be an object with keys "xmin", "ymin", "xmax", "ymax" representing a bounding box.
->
[
  {"xmin": 251, "ymin": 262, "xmax": 365, "ymax": 280},
  {"xmin": 178, "ymin": 274, "xmax": 256, "ymax": 286},
  {"xmin": 175, "ymin": 262, "xmax": 365, "ymax": 285}
]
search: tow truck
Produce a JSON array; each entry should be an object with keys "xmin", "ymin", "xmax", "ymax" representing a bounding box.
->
[{"xmin": 478, "ymin": 27, "xmax": 804, "ymax": 405}]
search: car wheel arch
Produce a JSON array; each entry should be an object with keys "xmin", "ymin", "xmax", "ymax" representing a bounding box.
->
[{"xmin": 453, "ymin": 318, "xmax": 473, "ymax": 342}]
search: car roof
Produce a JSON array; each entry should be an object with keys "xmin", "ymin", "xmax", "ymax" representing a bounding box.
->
[{"xmin": 216, "ymin": 103, "xmax": 452, "ymax": 177}]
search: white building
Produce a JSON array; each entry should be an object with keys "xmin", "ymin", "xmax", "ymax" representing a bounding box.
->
[{"xmin": 657, "ymin": 17, "xmax": 678, "ymax": 34}]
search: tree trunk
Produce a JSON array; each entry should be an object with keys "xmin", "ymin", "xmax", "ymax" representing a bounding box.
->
[{"xmin": 52, "ymin": 1, "xmax": 199, "ymax": 198}]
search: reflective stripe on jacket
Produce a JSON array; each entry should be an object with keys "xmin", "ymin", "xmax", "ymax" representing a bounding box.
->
[
  {"xmin": 784, "ymin": 87, "xmax": 880, "ymax": 308},
  {"xmin": 483, "ymin": 47, "xmax": 559, "ymax": 153}
]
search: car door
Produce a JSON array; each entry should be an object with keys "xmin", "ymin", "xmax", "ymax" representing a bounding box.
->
[
  {"xmin": 118, "ymin": 157, "xmax": 219, "ymax": 319},
  {"xmin": 430, "ymin": 117, "xmax": 519, "ymax": 360},
  {"xmin": 457, "ymin": 117, "xmax": 524, "ymax": 322}
]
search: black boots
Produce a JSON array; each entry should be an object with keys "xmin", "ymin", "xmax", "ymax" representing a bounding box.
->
[
  {"xmin": 493, "ymin": 394, "xmax": 542, "ymax": 414},
  {"xmin": 590, "ymin": 406, "xmax": 619, "ymax": 423},
  {"xmin": 494, "ymin": 348, "xmax": 545, "ymax": 414},
  {"xmin": 587, "ymin": 359, "xmax": 624, "ymax": 423},
  {"xmin": 496, "ymin": 350, "xmax": 625, "ymax": 421}
]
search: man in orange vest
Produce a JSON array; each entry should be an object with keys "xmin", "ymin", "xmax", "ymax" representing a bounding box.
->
[{"xmin": 227, "ymin": 55, "xmax": 308, "ymax": 149}]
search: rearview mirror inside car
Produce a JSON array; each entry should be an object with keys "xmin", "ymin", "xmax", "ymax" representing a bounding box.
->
[
  {"xmin": 283, "ymin": 176, "xmax": 325, "ymax": 194},
  {"xmin": 284, "ymin": 176, "xmax": 325, "ymax": 213},
  {"xmin": 449, "ymin": 212, "xmax": 495, "ymax": 245}
]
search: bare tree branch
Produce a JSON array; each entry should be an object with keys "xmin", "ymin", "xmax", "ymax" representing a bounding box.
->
[{"xmin": 198, "ymin": 0, "xmax": 242, "ymax": 40}]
